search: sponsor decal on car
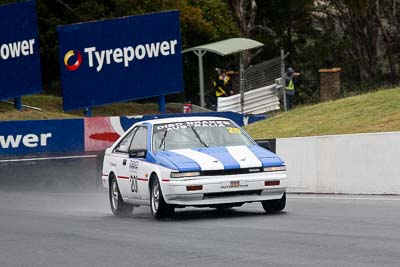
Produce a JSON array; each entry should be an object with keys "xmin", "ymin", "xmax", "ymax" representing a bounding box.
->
[
  {"xmin": 154, "ymin": 120, "xmax": 234, "ymax": 133},
  {"xmin": 130, "ymin": 160, "xmax": 139, "ymax": 170},
  {"xmin": 221, "ymin": 180, "xmax": 248, "ymax": 189}
]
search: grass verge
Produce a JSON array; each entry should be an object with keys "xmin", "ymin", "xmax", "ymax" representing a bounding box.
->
[{"xmin": 244, "ymin": 87, "xmax": 400, "ymax": 139}]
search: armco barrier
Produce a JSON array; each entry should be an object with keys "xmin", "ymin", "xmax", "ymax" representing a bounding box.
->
[
  {"xmin": 276, "ymin": 131, "xmax": 400, "ymax": 195},
  {"xmin": 217, "ymin": 84, "xmax": 280, "ymax": 114},
  {"xmin": 0, "ymin": 112, "xmax": 267, "ymax": 156}
]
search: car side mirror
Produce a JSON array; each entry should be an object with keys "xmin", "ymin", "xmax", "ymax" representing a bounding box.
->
[
  {"xmin": 128, "ymin": 149, "xmax": 147, "ymax": 158},
  {"xmin": 255, "ymin": 139, "xmax": 276, "ymax": 153}
]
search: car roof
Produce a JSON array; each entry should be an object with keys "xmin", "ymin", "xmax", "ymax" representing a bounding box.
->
[{"xmin": 139, "ymin": 116, "xmax": 232, "ymax": 125}]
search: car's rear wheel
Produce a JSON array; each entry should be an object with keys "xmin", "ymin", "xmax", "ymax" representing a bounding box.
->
[
  {"xmin": 109, "ymin": 176, "xmax": 134, "ymax": 216},
  {"xmin": 150, "ymin": 177, "xmax": 174, "ymax": 219},
  {"xmin": 261, "ymin": 192, "xmax": 286, "ymax": 213}
]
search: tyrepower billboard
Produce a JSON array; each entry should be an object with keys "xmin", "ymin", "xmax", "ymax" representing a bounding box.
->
[
  {"xmin": 57, "ymin": 10, "xmax": 183, "ymax": 111},
  {"xmin": 0, "ymin": 0, "xmax": 42, "ymax": 101},
  {"xmin": 0, "ymin": 119, "xmax": 84, "ymax": 155}
]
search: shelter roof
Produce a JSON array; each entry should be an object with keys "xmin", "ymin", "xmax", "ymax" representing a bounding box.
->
[{"xmin": 182, "ymin": 38, "xmax": 263, "ymax": 56}]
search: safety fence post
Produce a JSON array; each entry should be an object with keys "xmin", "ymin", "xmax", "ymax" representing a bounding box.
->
[
  {"xmin": 158, "ymin": 95, "xmax": 166, "ymax": 113},
  {"xmin": 84, "ymin": 107, "xmax": 92, "ymax": 117},
  {"xmin": 239, "ymin": 52, "xmax": 245, "ymax": 114},
  {"xmin": 281, "ymin": 49, "xmax": 287, "ymax": 112},
  {"xmin": 14, "ymin": 97, "xmax": 22, "ymax": 111}
]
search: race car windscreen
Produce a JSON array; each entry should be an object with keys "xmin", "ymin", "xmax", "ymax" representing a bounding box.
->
[{"xmin": 153, "ymin": 120, "xmax": 254, "ymax": 152}]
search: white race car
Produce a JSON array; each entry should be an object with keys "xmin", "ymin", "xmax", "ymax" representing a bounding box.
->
[{"xmin": 102, "ymin": 116, "xmax": 287, "ymax": 219}]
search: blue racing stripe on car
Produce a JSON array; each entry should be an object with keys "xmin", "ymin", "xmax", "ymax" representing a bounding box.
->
[
  {"xmin": 248, "ymin": 145, "xmax": 284, "ymax": 167},
  {"xmin": 155, "ymin": 151, "xmax": 201, "ymax": 172},
  {"xmin": 192, "ymin": 147, "xmax": 240, "ymax": 170}
]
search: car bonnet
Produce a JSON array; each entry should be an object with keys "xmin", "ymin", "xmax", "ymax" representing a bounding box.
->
[{"xmin": 155, "ymin": 145, "xmax": 284, "ymax": 172}]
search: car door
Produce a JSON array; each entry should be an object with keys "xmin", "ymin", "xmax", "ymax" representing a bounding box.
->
[
  {"xmin": 125, "ymin": 126, "xmax": 148, "ymax": 200},
  {"xmin": 112, "ymin": 128, "xmax": 137, "ymax": 199}
]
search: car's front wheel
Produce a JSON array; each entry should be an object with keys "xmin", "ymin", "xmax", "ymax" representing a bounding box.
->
[
  {"xmin": 109, "ymin": 175, "xmax": 134, "ymax": 216},
  {"xmin": 150, "ymin": 177, "xmax": 174, "ymax": 219},
  {"xmin": 261, "ymin": 192, "xmax": 286, "ymax": 213}
]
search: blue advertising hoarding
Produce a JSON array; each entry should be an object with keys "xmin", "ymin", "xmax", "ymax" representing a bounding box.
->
[
  {"xmin": 0, "ymin": 0, "xmax": 42, "ymax": 101},
  {"xmin": 58, "ymin": 11, "xmax": 183, "ymax": 111},
  {"xmin": 84, "ymin": 112, "xmax": 268, "ymax": 152},
  {"xmin": 0, "ymin": 119, "xmax": 84, "ymax": 155}
]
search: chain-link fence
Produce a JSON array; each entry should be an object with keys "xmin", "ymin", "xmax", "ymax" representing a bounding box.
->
[
  {"xmin": 219, "ymin": 55, "xmax": 283, "ymax": 114},
  {"xmin": 294, "ymin": 66, "xmax": 320, "ymax": 105},
  {"xmin": 239, "ymin": 54, "xmax": 326, "ymax": 109},
  {"xmin": 244, "ymin": 56, "xmax": 281, "ymax": 92}
]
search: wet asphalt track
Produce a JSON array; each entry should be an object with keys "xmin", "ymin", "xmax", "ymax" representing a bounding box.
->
[{"xmin": 1, "ymin": 156, "xmax": 400, "ymax": 267}]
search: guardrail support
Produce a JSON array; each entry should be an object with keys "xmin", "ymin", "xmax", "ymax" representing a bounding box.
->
[
  {"xmin": 239, "ymin": 52, "xmax": 245, "ymax": 114},
  {"xmin": 14, "ymin": 97, "xmax": 22, "ymax": 111},
  {"xmin": 193, "ymin": 50, "xmax": 207, "ymax": 108},
  {"xmin": 84, "ymin": 107, "xmax": 92, "ymax": 117},
  {"xmin": 158, "ymin": 95, "xmax": 166, "ymax": 113},
  {"xmin": 281, "ymin": 49, "xmax": 287, "ymax": 112}
]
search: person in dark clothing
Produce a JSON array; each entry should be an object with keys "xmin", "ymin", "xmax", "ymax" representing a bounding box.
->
[
  {"xmin": 285, "ymin": 67, "xmax": 300, "ymax": 110},
  {"xmin": 214, "ymin": 69, "xmax": 233, "ymax": 98}
]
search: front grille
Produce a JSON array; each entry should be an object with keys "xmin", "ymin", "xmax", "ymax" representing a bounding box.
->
[
  {"xmin": 200, "ymin": 168, "xmax": 262, "ymax": 176},
  {"xmin": 203, "ymin": 190, "xmax": 262, "ymax": 199}
]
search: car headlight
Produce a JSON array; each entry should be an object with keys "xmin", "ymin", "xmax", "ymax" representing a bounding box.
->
[
  {"xmin": 263, "ymin": 166, "xmax": 286, "ymax": 172},
  {"xmin": 170, "ymin": 171, "xmax": 200, "ymax": 178}
]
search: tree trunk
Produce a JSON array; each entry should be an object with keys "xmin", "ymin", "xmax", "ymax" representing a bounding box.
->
[{"xmin": 228, "ymin": 0, "xmax": 274, "ymax": 66}]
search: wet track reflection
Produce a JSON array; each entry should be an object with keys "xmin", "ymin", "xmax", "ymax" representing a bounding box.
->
[{"xmin": 1, "ymin": 157, "xmax": 400, "ymax": 267}]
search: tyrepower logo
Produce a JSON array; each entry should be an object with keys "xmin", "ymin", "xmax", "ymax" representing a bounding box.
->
[
  {"xmin": 64, "ymin": 50, "xmax": 82, "ymax": 71},
  {"xmin": 64, "ymin": 39, "xmax": 177, "ymax": 72},
  {"xmin": 0, "ymin": 133, "xmax": 52, "ymax": 149}
]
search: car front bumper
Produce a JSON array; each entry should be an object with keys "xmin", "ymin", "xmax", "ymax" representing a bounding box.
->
[{"xmin": 162, "ymin": 171, "xmax": 287, "ymax": 206}]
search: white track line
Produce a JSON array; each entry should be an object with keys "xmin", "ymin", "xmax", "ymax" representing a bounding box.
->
[
  {"xmin": 0, "ymin": 155, "xmax": 98, "ymax": 163},
  {"xmin": 289, "ymin": 195, "xmax": 400, "ymax": 201}
]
